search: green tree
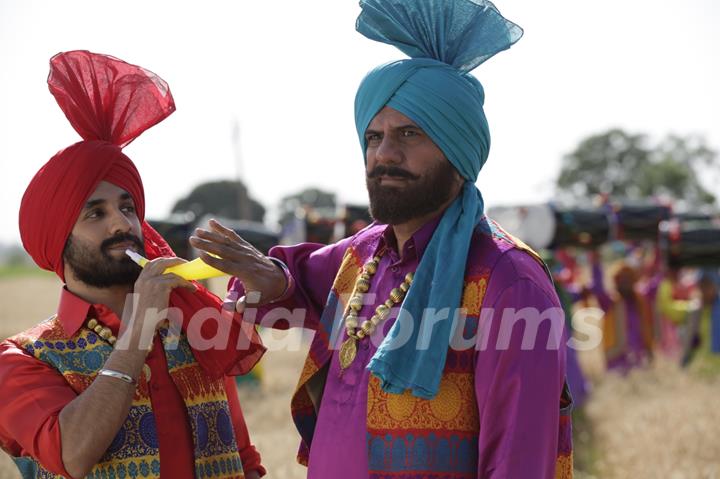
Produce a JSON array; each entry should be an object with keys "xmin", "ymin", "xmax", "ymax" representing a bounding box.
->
[
  {"xmin": 171, "ymin": 180, "xmax": 265, "ymax": 222},
  {"xmin": 556, "ymin": 129, "xmax": 718, "ymax": 207}
]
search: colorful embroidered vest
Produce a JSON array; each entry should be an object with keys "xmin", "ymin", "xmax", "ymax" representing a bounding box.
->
[
  {"xmin": 9, "ymin": 318, "xmax": 245, "ymax": 479},
  {"xmin": 290, "ymin": 218, "xmax": 574, "ymax": 478}
]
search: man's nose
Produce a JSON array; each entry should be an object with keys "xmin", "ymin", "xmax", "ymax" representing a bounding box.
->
[
  {"xmin": 375, "ymin": 135, "xmax": 403, "ymax": 166},
  {"xmin": 108, "ymin": 208, "xmax": 133, "ymax": 235}
]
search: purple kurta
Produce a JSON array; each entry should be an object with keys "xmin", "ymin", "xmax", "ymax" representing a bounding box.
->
[
  {"xmin": 229, "ymin": 220, "xmax": 567, "ymax": 478},
  {"xmin": 591, "ymin": 263, "xmax": 651, "ymax": 372}
]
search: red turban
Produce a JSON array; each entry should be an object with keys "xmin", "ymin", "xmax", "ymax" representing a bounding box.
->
[
  {"xmin": 19, "ymin": 50, "xmax": 174, "ymax": 279},
  {"xmin": 18, "ymin": 51, "xmax": 264, "ymax": 376}
]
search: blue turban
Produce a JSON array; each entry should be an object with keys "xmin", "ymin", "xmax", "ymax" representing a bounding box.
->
[{"xmin": 354, "ymin": 0, "xmax": 523, "ymax": 399}]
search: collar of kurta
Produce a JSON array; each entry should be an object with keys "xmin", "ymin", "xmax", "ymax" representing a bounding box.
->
[
  {"xmin": 56, "ymin": 287, "xmax": 116, "ymax": 338},
  {"xmin": 377, "ymin": 215, "xmax": 442, "ymax": 262}
]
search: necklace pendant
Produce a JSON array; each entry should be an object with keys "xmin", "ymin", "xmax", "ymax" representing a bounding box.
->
[{"xmin": 339, "ymin": 336, "xmax": 358, "ymax": 371}]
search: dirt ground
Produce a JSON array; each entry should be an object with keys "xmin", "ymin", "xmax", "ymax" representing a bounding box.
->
[{"xmin": 0, "ymin": 274, "xmax": 718, "ymax": 478}]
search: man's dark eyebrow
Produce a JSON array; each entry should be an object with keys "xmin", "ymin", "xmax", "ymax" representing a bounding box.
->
[
  {"xmin": 365, "ymin": 124, "xmax": 420, "ymax": 136},
  {"xmin": 83, "ymin": 198, "xmax": 106, "ymax": 210},
  {"xmin": 83, "ymin": 192, "xmax": 132, "ymax": 210}
]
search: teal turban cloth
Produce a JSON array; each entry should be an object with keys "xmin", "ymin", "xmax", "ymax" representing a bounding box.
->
[{"xmin": 354, "ymin": 0, "xmax": 523, "ymax": 399}]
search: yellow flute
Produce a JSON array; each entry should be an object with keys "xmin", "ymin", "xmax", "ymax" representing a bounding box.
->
[{"xmin": 125, "ymin": 249, "xmax": 226, "ymax": 281}]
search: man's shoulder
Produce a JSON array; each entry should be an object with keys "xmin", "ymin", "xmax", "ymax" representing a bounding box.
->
[
  {"xmin": 469, "ymin": 217, "xmax": 545, "ymax": 269},
  {"xmin": 1, "ymin": 315, "xmax": 64, "ymax": 355},
  {"xmin": 347, "ymin": 223, "xmax": 386, "ymax": 245},
  {"xmin": 468, "ymin": 217, "xmax": 554, "ymax": 294},
  {"xmin": 335, "ymin": 223, "xmax": 386, "ymax": 258}
]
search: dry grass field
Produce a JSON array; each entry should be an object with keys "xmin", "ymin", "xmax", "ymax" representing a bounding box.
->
[
  {"xmin": 0, "ymin": 273, "xmax": 718, "ymax": 478},
  {"xmin": 574, "ymin": 349, "xmax": 720, "ymax": 479}
]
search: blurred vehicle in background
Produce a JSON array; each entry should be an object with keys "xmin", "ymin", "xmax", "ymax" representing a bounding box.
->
[
  {"xmin": 149, "ymin": 213, "xmax": 280, "ymax": 258},
  {"xmin": 659, "ymin": 215, "xmax": 720, "ymax": 268},
  {"xmin": 488, "ymin": 201, "xmax": 719, "ymax": 268},
  {"xmin": 279, "ymin": 203, "xmax": 371, "ymax": 246}
]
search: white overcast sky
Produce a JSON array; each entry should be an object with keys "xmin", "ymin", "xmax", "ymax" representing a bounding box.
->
[{"xmin": 1, "ymin": 0, "xmax": 718, "ymax": 246}]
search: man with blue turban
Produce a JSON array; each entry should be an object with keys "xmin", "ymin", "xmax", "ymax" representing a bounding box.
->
[{"xmin": 193, "ymin": 0, "xmax": 572, "ymax": 477}]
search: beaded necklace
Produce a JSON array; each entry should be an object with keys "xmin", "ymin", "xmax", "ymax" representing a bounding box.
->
[
  {"xmin": 86, "ymin": 318, "xmax": 117, "ymax": 345},
  {"xmin": 338, "ymin": 248, "xmax": 414, "ymax": 371}
]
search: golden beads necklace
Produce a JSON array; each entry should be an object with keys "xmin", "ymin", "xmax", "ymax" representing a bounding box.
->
[
  {"xmin": 86, "ymin": 318, "xmax": 118, "ymax": 345},
  {"xmin": 338, "ymin": 248, "xmax": 414, "ymax": 371}
]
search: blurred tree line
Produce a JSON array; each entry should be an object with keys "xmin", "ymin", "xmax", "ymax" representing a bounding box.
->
[
  {"xmin": 170, "ymin": 182, "xmax": 338, "ymax": 223},
  {"xmin": 556, "ymin": 130, "xmax": 718, "ymax": 207},
  {"xmin": 171, "ymin": 180, "xmax": 266, "ymax": 222}
]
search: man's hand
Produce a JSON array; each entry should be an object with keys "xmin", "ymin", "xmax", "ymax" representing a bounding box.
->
[
  {"xmin": 117, "ymin": 257, "xmax": 197, "ymax": 351},
  {"xmin": 133, "ymin": 257, "xmax": 197, "ymax": 309},
  {"xmin": 189, "ymin": 219, "xmax": 286, "ymax": 305}
]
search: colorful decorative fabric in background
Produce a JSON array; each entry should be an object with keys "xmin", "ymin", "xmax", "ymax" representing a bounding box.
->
[
  {"xmin": 591, "ymin": 262, "xmax": 654, "ymax": 372},
  {"xmin": 701, "ymin": 270, "xmax": 720, "ymax": 354}
]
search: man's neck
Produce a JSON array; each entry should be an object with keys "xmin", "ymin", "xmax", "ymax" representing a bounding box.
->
[
  {"xmin": 391, "ymin": 195, "xmax": 458, "ymax": 256},
  {"xmin": 391, "ymin": 213, "xmax": 437, "ymax": 257},
  {"xmin": 65, "ymin": 279, "xmax": 132, "ymax": 319}
]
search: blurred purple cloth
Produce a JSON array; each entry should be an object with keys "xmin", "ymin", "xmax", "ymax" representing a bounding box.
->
[
  {"xmin": 591, "ymin": 263, "xmax": 651, "ymax": 373},
  {"xmin": 565, "ymin": 345, "xmax": 588, "ymax": 407}
]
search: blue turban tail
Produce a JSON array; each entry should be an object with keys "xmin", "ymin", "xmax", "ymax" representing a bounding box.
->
[{"xmin": 354, "ymin": 0, "xmax": 523, "ymax": 399}]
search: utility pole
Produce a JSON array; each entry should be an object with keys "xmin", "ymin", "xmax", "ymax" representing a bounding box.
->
[{"xmin": 232, "ymin": 119, "xmax": 252, "ymax": 220}]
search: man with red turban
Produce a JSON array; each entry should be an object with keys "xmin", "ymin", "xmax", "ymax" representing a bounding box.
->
[{"xmin": 0, "ymin": 51, "xmax": 265, "ymax": 479}]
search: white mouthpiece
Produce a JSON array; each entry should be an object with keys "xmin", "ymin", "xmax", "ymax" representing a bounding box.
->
[{"xmin": 125, "ymin": 249, "xmax": 146, "ymax": 266}]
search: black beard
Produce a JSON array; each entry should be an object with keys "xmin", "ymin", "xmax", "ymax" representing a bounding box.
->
[
  {"xmin": 366, "ymin": 160, "xmax": 458, "ymax": 225},
  {"xmin": 63, "ymin": 232, "xmax": 145, "ymax": 288}
]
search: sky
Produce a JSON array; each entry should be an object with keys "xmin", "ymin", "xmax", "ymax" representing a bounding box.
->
[{"xmin": 1, "ymin": 0, "xmax": 718, "ymax": 246}]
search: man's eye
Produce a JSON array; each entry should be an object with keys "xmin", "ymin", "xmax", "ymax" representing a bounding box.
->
[
  {"xmin": 401, "ymin": 129, "xmax": 419, "ymax": 137},
  {"xmin": 122, "ymin": 205, "xmax": 136, "ymax": 214},
  {"xmin": 87, "ymin": 209, "xmax": 103, "ymax": 219},
  {"xmin": 366, "ymin": 133, "xmax": 381, "ymax": 142}
]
